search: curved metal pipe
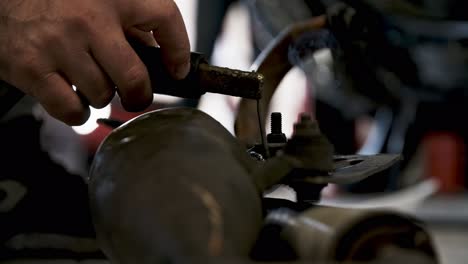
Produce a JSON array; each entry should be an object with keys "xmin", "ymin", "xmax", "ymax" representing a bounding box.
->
[{"xmin": 235, "ymin": 16, "xmax": 327, "ymax": 145}]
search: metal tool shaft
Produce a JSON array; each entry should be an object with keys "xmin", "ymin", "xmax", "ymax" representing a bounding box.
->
[
  {"xmin": 0, "ymin": 43, "xmax": 263, "ymax": 117},
  {"xmin": 198, "ymin": 63, "xmax": 263, "ymax": 99}
]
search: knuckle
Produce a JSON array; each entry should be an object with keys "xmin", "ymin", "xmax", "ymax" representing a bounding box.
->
[
  {"xmin": 66, "ymin": 15, "xmax": 92, "ymax": 34},
  {"xmin": 32, "ymin": 72, "xmax": 58, "ymax": 97},
  {"xmin": 40, "ymin": 28, "xmax": 62, "ymax": 47},
  {"xmin": 16, "ymin": 55, "xmax": 49, "ymax": 89},
  {"xmin": 13, "ymin": 46, "xmax": 53, "ymax": 82},
  {"xmin": 121, "ymin": 64, "xmax": 148, "ymax": 93},
  {"xmin": 25, "ymin": 23, "xmax": 64, "ymax": 50}
]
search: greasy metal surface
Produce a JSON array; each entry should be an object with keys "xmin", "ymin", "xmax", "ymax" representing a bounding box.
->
[
  {"xmin": 254, "ymin": 154, "xmax": 401, "ymax": 190},
  {"xmin": 89, "ymin": 106, "xmax": 435, "ymax": 264},
  {"xmin": 251, "ymin": 115, "xmax": 333, "ymax": 192},
  {"xmin": 87, "ymin": 7, "xmax": 435, "ymax": 264},
  {"xmin": 284, "ymin": 114, "xmax": 334, "ymax": 172},
  {"xmin": 305, "ymin": 154, "xmax": 402, "ymax": 184},
  {"xmin": 251, "ymin": 115, "xmax": 397, "ymax": 193},
  {"xmin": 89, "ymin": 108, "xmax": 263, "ymax": 263},
  {"xmin": 271, "ymin": 206, "xmax": 438, "ymax": 263}
]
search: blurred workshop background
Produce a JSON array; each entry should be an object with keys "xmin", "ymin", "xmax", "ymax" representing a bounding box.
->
[
  {"xmin": 2, "ymin": 0, "xmax": 468, "ymax": 263},
  {"xmin": 97, "ymin": 0, "xmax": 468, "ymax": 264}
]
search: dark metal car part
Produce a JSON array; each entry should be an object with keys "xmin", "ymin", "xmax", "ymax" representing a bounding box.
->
[
  {"xmin": 87, "ymin": 2, "xmax": 440, "ymax": 262},
  {"xmin": 262, "ymin": 205, "xmax": 437, "ymax": 263},
  {"xmin": 88, "ymin": 107, "xmax": 437, "ymax": 264}
]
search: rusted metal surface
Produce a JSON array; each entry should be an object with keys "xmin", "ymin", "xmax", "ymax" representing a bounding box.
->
[
  {"xmin": 198, "ymin": 63, "xmax": 263, "ymax": 99},
  {"xmin": 133, "ymin": 41, "xmax": 264, "ymax": 100},
  {"xmin": 88, "ymin": 106, "xmax": 436, "ymax": 264},
  {"xmin": 89, "ymin": 108, "xmax": 263, "ymax": 263},
  {"xmin": 88, "ymin": 6, "xmax": 437, "ymax": 264},
  {"xmin": 284, "ymin": 114, "xmax": 334, "ymax": 172},
  {"xmin": 250, "ymin": 115, "xmax": 400, "ymax": 197},
  {"xmin": 267, "ymin": 206, "xmax": 438, "ymax": 263}
]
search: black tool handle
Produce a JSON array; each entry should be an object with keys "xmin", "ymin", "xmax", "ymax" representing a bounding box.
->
[
  {"xmin": 0, "ymin": 43, "xmax": 207, "ymax": 117},
  {"xmin": 130, "ymin": 41, "xmax": 207, "ymax": 98}
]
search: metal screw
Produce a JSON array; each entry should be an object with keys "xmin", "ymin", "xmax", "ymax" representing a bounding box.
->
[
  {"xmin": 267, "ymin": 112, "xmax": 287, "ymax": 144},
  {"xmin": 271, "ymin": 112, "xmax": 283, "ymax": 134}
]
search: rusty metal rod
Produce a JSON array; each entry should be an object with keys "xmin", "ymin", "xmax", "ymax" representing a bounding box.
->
[{"xmin": 0, "ymin": 42, "xmax": 263, "ymax": 117}]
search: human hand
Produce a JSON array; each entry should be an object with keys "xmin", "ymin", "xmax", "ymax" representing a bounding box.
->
[{"xmin": 0, "ymin": 0, "xmax": 190, "ymax": 125}]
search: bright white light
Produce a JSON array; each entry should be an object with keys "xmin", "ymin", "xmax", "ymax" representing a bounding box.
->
[
  {"xmin": 173, "ymin": 0, "xmax": 197, "ymax": 50},
  {"xmin": 72, "ymin": 104, "xmax": 111, "ymax": 135},
  {"xmin": 153, "ymin": 94, "xmax": 182, "ymax": 104},
  {"xmin": 268, "ymin": 67, "xmax": 308, "ymax": 138}
]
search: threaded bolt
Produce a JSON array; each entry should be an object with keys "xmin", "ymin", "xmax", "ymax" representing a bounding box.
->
[{"xmin": 271, "ymin": 112, "xmax": 282, "ymax": 134}]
